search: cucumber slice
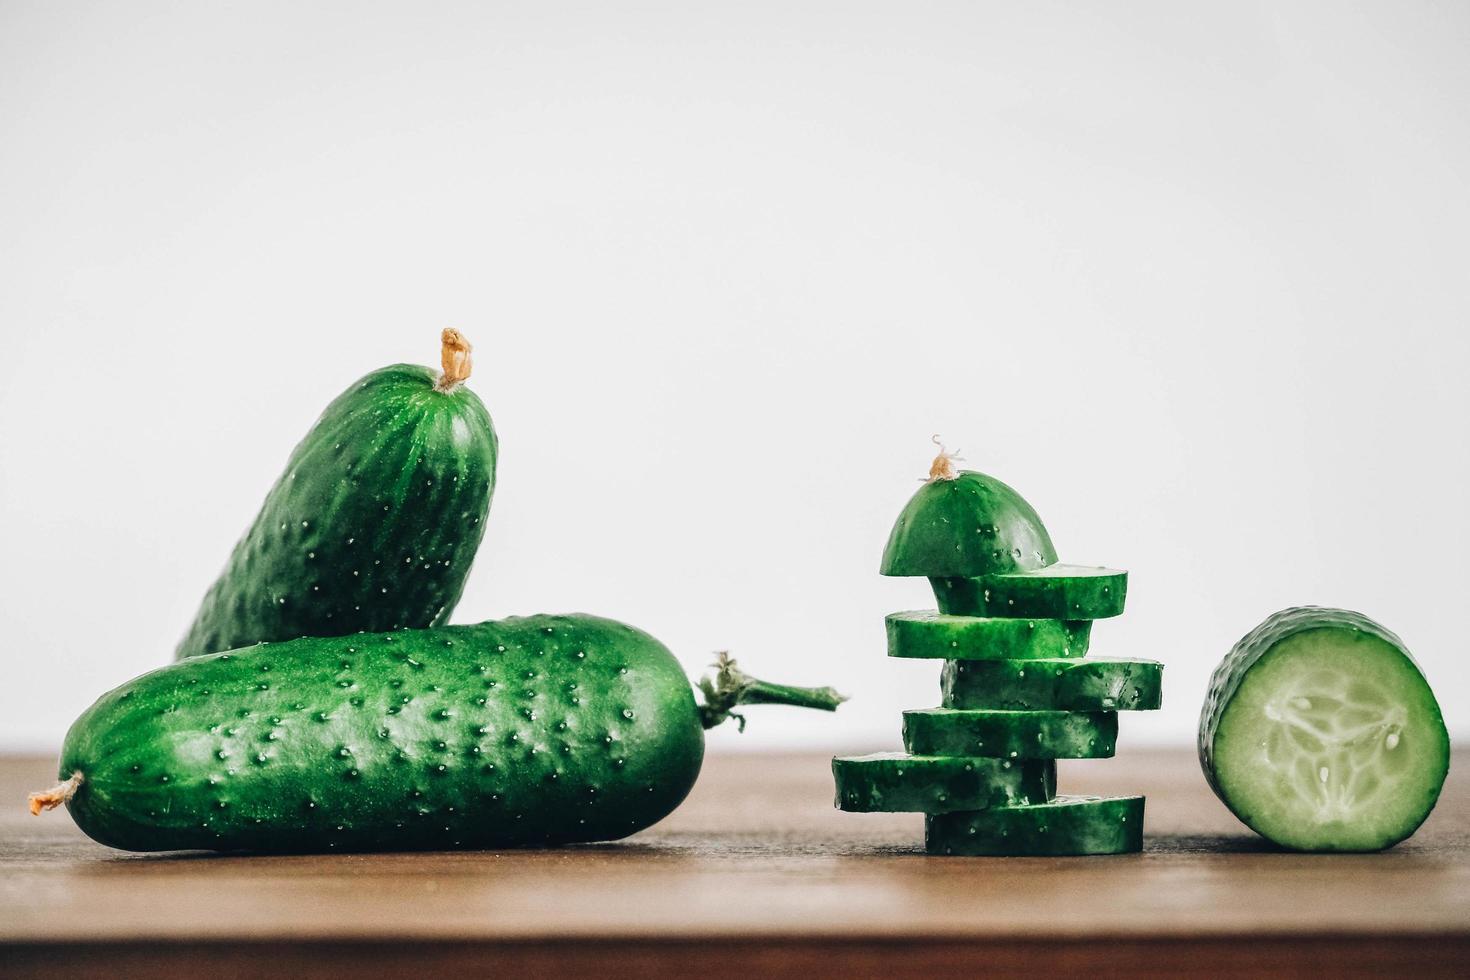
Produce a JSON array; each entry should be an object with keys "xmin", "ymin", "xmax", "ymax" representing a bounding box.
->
[
  {"xmin": 931, "ymin": 565, "xmax": 1127, "ymax": 620},
  {"xmin": 925, "ymin": 795, "xmax": 1144, "ymax": 855},
  {"xmin": 903, "ymin": 708, "xmax": 1117, "ymax": 759},
  {"xmin": 880, "ymin": 470, "xmax": 1058, "ymax": 578},
  {"xmin": 832, "ymin": 753, "xmax": 1055, "ymax": 813},
  {"xmin": 942, "ymin": 658, "xmax": 1162, "ymax": 711},
  {"xmin": 1200, "ymin": 607, "xmax": 1450, "ymax": 852},
  {"xmin": 886, "ymin": 611, "xmax": 1091, "ymax": 661}
]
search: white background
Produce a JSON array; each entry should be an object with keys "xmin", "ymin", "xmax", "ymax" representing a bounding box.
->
[{"xmin": 2, "ymin": 1, "xmax": 1466, "ymax": 753}]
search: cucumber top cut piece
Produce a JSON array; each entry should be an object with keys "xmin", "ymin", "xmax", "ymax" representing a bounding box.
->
[
  {"xmin": 925, "ymin": 795, "xmax": 1144, "ymax": 856},
  {"xmin": 903, "ymin": 708, "xmax": 1117, "ymax": 759},
  {"xmin": 832, "ymin": 753, "xmax": 1055, "ymax": 813},
  {"xmin": 881, "ymin": 469, "xmax": 1058, "ymax": 578},
  {"xmin": 886, "ymin": 611, "xmax": 1091, "ymax": 661},
  {"xmin": 1200, "ymin": 607, "xmax": 1449, "ymax": 852},
  {"xmin": 942, "ymin": 657, "xmax": 1162, "ymax": 711},
  {"xmin": 176, "ymin": 331, "xmax": 498, "ymax": 659},
  {"xmin": 931, "ymin": 565, "xmax": 1127, "ymax": 620}
]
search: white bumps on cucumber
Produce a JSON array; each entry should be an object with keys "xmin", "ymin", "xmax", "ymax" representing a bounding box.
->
[
  {"xmin": 1200, "ymin": 607, "xmax": 1449, "ymax": 852},
  {"xmin": 926, "ymin": 795, "xmax": 1144, "ymax": 856},
  {"xmin": 886, "ymin": 611, "xmax": 1091, "ymax": 661}
]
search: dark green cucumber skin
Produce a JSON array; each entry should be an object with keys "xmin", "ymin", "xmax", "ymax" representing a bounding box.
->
[
  {"xmin": 61, "ymin": 615, "xmax": 703, "ymax": 852},
  {"xmin": 886, "ymin": 612, "xmax": 1090, "ymax": 661},
  {"xmin": 931, "ymin": 566, "xmax": 1127, "ymax": 620},
  {"xmin": 1198, "ymin": 606, "xmax": 1450, "ymax": 829},
  {"xmin": 880, "ymin": 471, "xmax": 1057, "ymax": 578},
  {"xmin": 925, "ymin": 796, "xmax": 1144, "ymax": 856},
  {"xmin": 175, "ymin": 364, "xmax": 498, "ymax": 660},
  {"xmin": 832, "ymin": 754, "xmax": 1055, "ymax": 813},
  {"xmin": 942, "ymin": 658, "xmax": 1162, "ymax": 711},
  {"xmin": 902, "ymin": 709, "xmax": 1117, "ymax": 759}
]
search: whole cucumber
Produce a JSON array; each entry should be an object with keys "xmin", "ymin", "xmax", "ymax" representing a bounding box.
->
[
  {"xmin": 175, "ymin": 330, "xmax": 498, "ymax": 659},
  {"xmin": 32, "ymin": 614, "xmax": 842, "ymax": 852}
]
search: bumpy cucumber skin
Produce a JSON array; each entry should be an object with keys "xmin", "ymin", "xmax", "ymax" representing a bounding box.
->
[
  {"xmin": 886, "ymin": 611, "xmax": 1090, "ymax": 661},
  {"xmin": 1198, "ymin": 606, "xmax": 1450, "ymax": 851},
  {"xmin": 833, "ymin": 753, "xmax": 1055, "ymax": 813},
  {"xmin": 903, "ymin": 709, "xmax": 1117, "ymax": 759},
  {"xmin": 942, "ymin": 658, "xmax": 1162, "ymax": 711},
  {"xmin": 175, "ymin": 364, "xmax": 498, "ymax": 659},
  {"xmin": 926, "ymin": 795, "xmax": 1144, "ymax": 856},
  {"xmin": 931, "ymin": 565, "xmax": 1127, "ymax": 620},
  {"xmin": 880, "ymin": 471, "xmax": 1057, "ymax": 578},
  {"xmin": 61, "ymin": 615, "xmax": 703, "ymax": 852}
]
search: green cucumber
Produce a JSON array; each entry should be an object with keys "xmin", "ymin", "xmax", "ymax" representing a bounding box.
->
[
  {"xmin": 832, "ymin": 753, "xmax": 1055, "ymax": 813},
  {"xmin": 931, "ymin": 565, "xmax": 1127, "ymax": 620},
  {"xmin": 880, "ymin": 458, "xmax": 1057, "ymax": 578},
  {"xmin": 175, "ymin": 330, "xmax": 498, "ymax": 659},
  {"xmin": 30, "ymin": 614, "xmax": 843, "ymax": 852},
  {"xmin": 903, "ymin": 708, "xmax": 1117, "ymax": 759},
  {"xmin": 886, "ymin": 611, "xmax": 1090, "ymax": 661},
  {"xmin": 942, "ymin": 658, "xmax": 1162, "ymax": 711},
  {"xmin": 1199, "ymin": 606, "xmax": 1449, "ymax": 852},
  {"xmin": 925, "ymin": 795, "xmax": 1144, "ymax": 855}
]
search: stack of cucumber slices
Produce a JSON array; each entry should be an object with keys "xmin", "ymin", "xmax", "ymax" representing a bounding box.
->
[{"xmin": 833, "ymin": 445, "xmax": 1161, "ymax": 855}]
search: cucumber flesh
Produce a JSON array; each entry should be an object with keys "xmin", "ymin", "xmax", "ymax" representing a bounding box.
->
[
  {"xmin": 886, "ymin": 611, "xmax": 1090, "ymax": 661},
  {"xmin": 942, "ymin": 658, "xmax": 1162, "ymax": 711},
  {"xmin": 903, "ymin": 708, "xmax": 1117, "ymax": 759},
  {"xmin": 1201, "ymin": 607, "xmax": 1449, "ymax": 852},
  {"xmin": 880, "ymin": 470, "xmax": 1057, "ymax": 578},
  {"xmin": 832, "ymin": 753, "xmax": 1055, "ymax": 813},
  {"xmin": 925, "ymin": 795, "xmax": 1144, "ymax": 855},
  {"xmin": 931, "ymin": 565, "xmax": 1127, "ymax": 620}
]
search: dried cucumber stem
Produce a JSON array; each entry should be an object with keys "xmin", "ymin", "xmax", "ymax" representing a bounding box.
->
[
  {"xmin": 697, "ymin": 652, "xmax": 846, "ymax": 731},
  {"xmin": 28, "ymin": 771, "xmax": 82, "ymax": 816},
  {"xmin": 436, "ymin": 328, "xmax": 473, "ymax": 391},
  {"xmin": 927, "ymin": 434, "xmax": 962, "ymax": 482}
]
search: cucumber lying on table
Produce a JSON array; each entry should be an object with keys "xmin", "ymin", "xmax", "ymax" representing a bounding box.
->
[
  {"xmin": 886, "ymin": 611, "xmax": 1090, "ymax": 661},
  {"xmin": 1200, "ymin": 606, "xmax": 1448, "ymax": 852},
  {"xmin": 175, "ymin": 330, "xmax": 498, "ymax": 659},
  {"xmin": 832, "ymin": 753, "xmax": 1055, "ymax": 813},
  {"xmin": 926, "ymin": 795, "xmax": 1144, "ymax": 856},
  {"xmin": 29, "ymin": 615, "xmax": 843, "ymax": 852}
]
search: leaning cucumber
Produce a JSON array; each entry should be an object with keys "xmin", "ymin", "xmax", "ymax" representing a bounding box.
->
[
  {"xmin": 175, "ymin": 330, "xmax": 498, "ymax": 659},
  {"xmin": 886, "ymin": 611, "xmax": 1090, "ymax": 661},
  {"xmin": 1199, "ymin": 606, "xmax": 1449, "ymax": 852},
  {"xmin": 832, "ymin": 753, "xmax": 1055, "ymax": 813},
  {"xmin": 903, "ymin": 708, "xmax": 1117, "ymax": 759},
  {"xmin": 925, "ymin": 795, "xmax": 1144, "ymax": 855},
  {"xmin": 931, "ymin": 565, "xmax": 1127, "ymax": 620},
  {"xmin": 29, "ymin": 614, "xmax": 843, "ymax": 852},
  {"xmin": 942, "ymin": 658, "xmax": 1162, "ymax": 711}
]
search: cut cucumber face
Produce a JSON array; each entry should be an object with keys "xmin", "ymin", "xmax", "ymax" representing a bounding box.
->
[
  {"xmin": 886, "ymin": 611, "xmax": 1091, "ymax": 661},
  {"xmin": 880, "ymin": 470, "xmax": 1058, "ymax": 578},
  {"xmin": 832, "ymin": 753, "xmax": 1055, "ymax": 813},
  {"xmin": 942, "ymin": 658, "xmax": 1162, "ymax": 711},
  {"xmin": 1200, "ymin": 607, "xmax": 1450, "ymax": 852},
  {"xmin": 926, "ymin": 795, "xmax": 1144, "ymax": 856},
  {"xmin": 931, "ymin": 565, "xmax": 1127, "ymax": 620},
  {"xmin": 903, "ymin": 708, "xmax": 1117, "ymax": 759}
]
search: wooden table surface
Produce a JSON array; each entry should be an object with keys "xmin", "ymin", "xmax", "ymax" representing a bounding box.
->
[{"xmin": 1, "ymin": 749, "xmax": 1465, "ymax": 978}]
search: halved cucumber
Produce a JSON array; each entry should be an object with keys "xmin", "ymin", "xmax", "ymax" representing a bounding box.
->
[
  {"xmin": 925, "ymin": 795, "xmax": 1144, "ymax": 855},
  {"xmin": 886, "ymin": 611, "xmax": 1090, "ymax": 661},
  {"xmin": 1200, "ymin": 606, "xmax": 1449, "ymax": 852},
  {"xmin": 903, "ymin": 708, "xmax": 1117, "ymax": 759},
  {"xmin": 931, "ymin": 565, "xmax": 1127, "ymax": 619},
  {"xmin": 942, "ymin": 658, "xmax": 1162, "ymax": 711},
  {"xmin": 832, "ymin": 753, "xmax": 1055, "ymax": 813}
]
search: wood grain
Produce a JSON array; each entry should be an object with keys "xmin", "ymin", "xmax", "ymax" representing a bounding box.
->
[{"xmin": 1, "ymin": 749, "xmax": 1465, "ymax": 978}]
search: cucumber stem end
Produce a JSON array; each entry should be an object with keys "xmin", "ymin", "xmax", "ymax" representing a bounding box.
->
[
  {"xmin": 697, "ymin": 652, "xmax": 846, "ymax": 731},
  {"xmin": 436, "ymin": 328, "xmax": 473, "ymax": 392},
  {"xmin": 926, "ymin": 434, "xmax": 962, "ymax": 482},
  {"xmin": 28, "ymin": 771, "xmax": 82, "ymax": 816}
]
